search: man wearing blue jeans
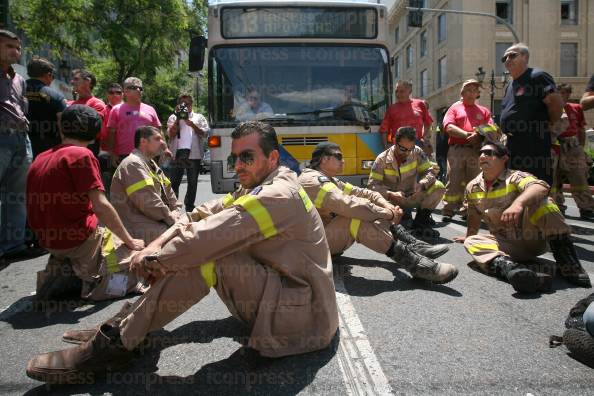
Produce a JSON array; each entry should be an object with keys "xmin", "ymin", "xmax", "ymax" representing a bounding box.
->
[{"xmin": 0, "ymin": 30, "xmax": 31, "ymax": 260}]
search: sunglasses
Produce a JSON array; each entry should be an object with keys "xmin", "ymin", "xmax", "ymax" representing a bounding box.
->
[
  {"xmin": 126, "ymin": 86, "xmax": 143, "ymax": 91},
  {"xmin": 108, "ymin": 90, "xmax": 123, "ymax": 95},
  {"xmin": 479, "ymin": 149, "xmax": 501, "ymax": 157},
  {"xmin": 396, "ymin": 142, "xmax": 413, "ymax": 152},
  {"xmin": 229, "ymin": 150, "xmax": 256, "ymax": 167},
  {"xmin": 501, "ymin": 52, "xmax": 519, "ymax": 63},
  {"xmin": 326, "ymin": 152, "xmax": 343, "ymax": 161}
]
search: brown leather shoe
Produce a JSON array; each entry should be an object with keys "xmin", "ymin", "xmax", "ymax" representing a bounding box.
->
[
  {"xmin": 62, "ymin": 328, "xmax": 97, "ymax": 345},
  {"xmin": 26, "ymin": 324, "xmax": 134, "ymax": 384}
]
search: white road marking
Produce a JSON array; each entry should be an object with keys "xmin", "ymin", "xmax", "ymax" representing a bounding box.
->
[{"xmin": 334, "ymin": 272, "xmax": 394, "ymax": 396}]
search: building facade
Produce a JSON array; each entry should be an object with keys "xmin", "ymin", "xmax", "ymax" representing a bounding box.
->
[{"xmin": 388, "ymin": 0, "xmax": 594, "ymax": 127}]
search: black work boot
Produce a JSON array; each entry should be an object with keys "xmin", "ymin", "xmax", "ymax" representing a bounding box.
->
[
  {"xmin": 411, "ymin": 208, "xmax": 440, "ymax": 240},
  {"xmin": 390, "ymin": 224, "xmax": 449, "ymax": 259},
  {"xmin": 549, "ymin": 234, "xmax": 592, "ymax": 288},
  {"xmin": 563, "ymin": 328, "xmax": 594, "ymax": 368},
  {"xmin": 26, "ymin": 324, "xmax": 134, "ymax": 384},
  {"xmin": 388, "ymin": 240, "xmax": 458, "ymax": 284},
  {"xmin": 490, "ymin": 255, "xmax": 538, "ymax": 293}
]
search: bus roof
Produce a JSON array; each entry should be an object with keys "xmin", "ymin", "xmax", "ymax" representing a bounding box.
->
[{"xmin": 208, "ymin": 0, "xmax": 387, "ymax": 5}]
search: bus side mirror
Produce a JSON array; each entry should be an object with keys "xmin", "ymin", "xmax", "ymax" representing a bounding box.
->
[{"xmin": 189, "ymin": 36, "xmax": 207, "ymax": 72}]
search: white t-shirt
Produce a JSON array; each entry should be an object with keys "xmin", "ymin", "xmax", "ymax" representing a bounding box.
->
[{"xmin": 167, "ymin": 112, "xmax": 209, "ymax": 159}]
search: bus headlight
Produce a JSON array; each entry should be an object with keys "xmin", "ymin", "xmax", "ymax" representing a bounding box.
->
[{"xmin": 361, "ymin": 160, "xmax": 374, "ymax": 169}]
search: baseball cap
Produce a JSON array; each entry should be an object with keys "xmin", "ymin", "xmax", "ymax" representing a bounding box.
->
[
  {"xmin": 60, "ymin": 104, "xmax": 102, "ymax": 141},
  {"xmin": 461, "ymin": 79, "xmax": 482, "ymax": 93},
  {"xmin": 123, "ymin": 77, "xmax": 143, "ymax": 89}
]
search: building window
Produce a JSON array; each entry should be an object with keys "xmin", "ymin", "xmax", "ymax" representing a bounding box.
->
[
  {"xmin": 406, "ymin": 45, "xmax": 413, "ymax": 68},
  {"xmin": 420, "ymin": 30, "xmax": 427, "ymax": 57},
  {"xmin": 395, "ymin": 26, "xmax": 400, "ymax": 44},
  {"xmin": 561, "ymin": 1, "xmax": 578, "ymax": 25},
  {"xmin": 420, "ymin": 69, "xmax": 428, "ymax": 97},
  {"xmin": 495, "ymin": 42, "xmax": 513, "ymax": 76},
  {"xmin": 394, "ymin": 56, "xmax": 400, "ymax": 80},
  {"xmin": 438, "ymin": 56, "xmax": 447, "ymax": 88},
  {"xmin": 437, "ymin": 14, "xmax": 446, "ymax": 43},
  {"xmin": 496, "ymin": 0, "xmax": 513, "ymax": 24},
  {"xmin": 560, "ymin": 43, "xmax": 578, "ymax": 76}
]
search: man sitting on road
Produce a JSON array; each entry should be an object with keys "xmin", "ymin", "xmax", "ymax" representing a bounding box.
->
[
  {"xmin": 453, "ymin": 142, "xmax": 591, "ymax": 294},
  {"xmin": 299, "ymin": 141, "xmax": 457, "ymax": 284},
  {"xmin": 26, "ymin": 105, "xmax": 145, "ymax": 302},
  {"xmin": 367, "ymin": 126, "xmax": 445, "ymax": 239},
  {"xmin": 26, "ymin": 121, "xmax": 339, "ymax": 385},
  {"xmin": 110, "ymin": 126, "xmax": 184, "ymax": 244}
]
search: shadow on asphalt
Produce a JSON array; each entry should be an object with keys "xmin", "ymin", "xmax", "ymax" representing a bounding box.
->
[
  {"xmin": 0, "ymin": 296, "xmax": 123, "ymax": 329},
  {"xmin": 23, "ymin": 317, "xmax": 338, "ymax": 395},
  {"xmin": 334, "ymin": 256, "xmax": 463, "ymax": 297}
]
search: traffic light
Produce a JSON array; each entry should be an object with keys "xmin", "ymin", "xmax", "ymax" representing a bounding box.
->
[{"xmin": 408, "ymin": 0, "xmax": 423, "ymax": 28}]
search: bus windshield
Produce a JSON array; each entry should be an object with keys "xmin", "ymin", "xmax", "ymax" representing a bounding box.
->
[{"xmin": 210, "ymin": 45, "xmax": 390, "ymax": 127}]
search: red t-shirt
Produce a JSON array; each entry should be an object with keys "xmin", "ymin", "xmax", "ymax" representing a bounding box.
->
[
  {"xmin": 99, "ymin": 103, "xmax": 114, "ymax": 150},
  {"xmin": 443, "ymin": 101, "xmax": 492, "ymax": 145},
  {"xmin": 26, "ymin": 144, "xmax": 105, "ymax": 249},
  {"xmin": 560, "ymin": 102, "xmax": 585, "ymax": 138},
  {"xmin": 380, "ymin": 99, "xmax": 433, "ymax": 142},
  {"xmin": 68, "ymin": 96, "xmax": 107, "ymax": 140}
]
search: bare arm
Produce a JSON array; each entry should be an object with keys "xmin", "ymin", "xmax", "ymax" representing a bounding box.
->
[
  {"xmin": 446, "ymin": 124, "xmax": 471, "ymax": 139},
  {"xmin": 501, "ymin": 184, "xmax": 549, "ymax": 226},
  {"xmin": 88, "ymin": 189, "xmax": 144, "ymax": 250},
  {"xmin": 543, "ymin": 92, "xmax": 564, "ymax": 124},
  {"xmin": 581, "ymin": 91, "xmax": 594, "ymax": 112}
]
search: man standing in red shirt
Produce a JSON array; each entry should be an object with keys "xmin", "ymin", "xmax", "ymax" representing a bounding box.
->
[
  {"xmin": 442, "ymin": 80, "xmax": 493, "ymax": 221},
  {"xmin": 27, "ymin": 105, "xmax": 145, "ymax": 302},
  {"xmin": 551, "ymin": 84, "xmax": 594, "ymax": 219},
  {"xmin": 379, "ymin": 80, "xmax": 433, "ymax": 152},
  {"xmin": 69, "ymin": 69, "xmax": 106, "ymax": 156}
]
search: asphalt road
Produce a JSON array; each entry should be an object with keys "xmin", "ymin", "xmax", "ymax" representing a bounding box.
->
[{"xmin": 2, "ymin": 174, "xmax": 594, "ymax": 395}]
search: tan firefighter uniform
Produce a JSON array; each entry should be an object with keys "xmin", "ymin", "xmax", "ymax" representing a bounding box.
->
[
  {"xmin": 111, "ymin": 149, "xmax": 184, "ymax": 243},
  {"xmin": 367, "ymin": 145, "xmax": 445, "ymax": 209},
  {"xmin": 551, "ymin": 135, "xmax": 594, "ymax": 213},
  {"xmin": 298, "ymin": 168, "xmax": 395, "ymax": 255},
  {"xmin": 463, "ymin": 169, "xmax": 570, "ymax": 269},
  {"xmin": 101, "ymin": 166, "xmax": 338, "ymax": 358},
  {"xmin": 39, "ymin": 227, "xmax": 144, "ymax": 301}
]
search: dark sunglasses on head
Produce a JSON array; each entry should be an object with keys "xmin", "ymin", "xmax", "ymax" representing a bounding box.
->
[
  {"xmin": 396, "ymin": 142, "xmax": 413, "ymax": 152},
  {"xmin": 108, "ymin": 90, "xmax": 123, "ymax": 95},
  {"xmin": 326, "ymin": 152, "xmax": 343, "ymax": 161},
  {"xmin": 479, "ymin": 149, "xmax": 502, "ymax": 157},
  {"xmin": 501, "ymin": 52, "xmax": 519, "ymax": 63},
  {"xmin": 229, "ymin": 150, "xmax": 256, "ymax": 167},
  {"xmin": 126, "ymin": 86, "xmax": 143, "ymax": 91}
]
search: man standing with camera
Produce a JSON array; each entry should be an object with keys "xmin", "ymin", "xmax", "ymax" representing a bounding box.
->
[{"xmin": 167, "ymin": 94, "xmax": 208, "ymax": 212}]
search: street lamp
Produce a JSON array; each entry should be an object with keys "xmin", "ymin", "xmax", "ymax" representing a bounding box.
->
[{"xmin": 476, "ymin": 67, "xmax": 509, "ymax": 115}]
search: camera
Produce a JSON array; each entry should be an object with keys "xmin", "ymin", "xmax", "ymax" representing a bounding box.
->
[{"xmin": 176, "ymin": 102, "xmax": 189, "ymax": 120}]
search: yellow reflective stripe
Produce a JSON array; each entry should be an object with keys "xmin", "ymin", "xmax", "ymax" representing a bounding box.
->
[
  {"xmin": 467, "ymin": 243, "xmax": 499, "ymax": 255},
  {"xmin": 467, "ymin": 185, "xmax": 519, "ymax": 201},
  {"xmin": 444, "ymin": 194, "xmax": 463, "ymax": 202},
  {"xmin": 125, "ymin": 177, "xmax": 154, "ymax": 196},
  {"xmin": 314, "ymin": 182, "xmax": 337, "ymax": 208},
  {"xmin": 298, "ymin": 187, "xmax": 313, "ymax": 212},
  {"xmin": 149, "ymin": 171, "xmax": 170, "ymax": 186},
  {"xmin": 530, "ymin": 202, "xmax": 561, "ymax": 225},
  {"xmin": 349, "ymin": 218, "xmax": 361, "ymax": 240},
  {"xmin": 200, "ymin": 261, "xmax": 217, "ymax": 288},
  {"xmin": 342, "ymin": 183, "xmax": 354, "ymax": 195},
  {"xmin": 427, "ymin": 180, "xmax": 445, "ymax": 194},
  {"xmin": 101, "ymin": 229, "xmax": 120, "ymax": 273},
  {"xmin": 399, "ymin": 160, "xmax": 418, "ymax": 175},
  {"xmin": 417, "ymin": 160, "xmax": 431, "ymax": 173},
  {"xmin": 234, "ymin": 195, "xmax": 278, "ymax": 239},
  {"xmin": 518, "ymin": 176, "xmax": 538, "ymax": 189},
  {"xmin": 370, "ymin": 171, "xmax": 384, "ymax": 181},
  {"xmin": 161, "ymin": 175, "xmax": 171, "ymax": 186},
  {"xmin": 384, "ymin": 169, "xmax": 398, "ymax": 176},
  {"xmin": 222, "ymin": 193, "xmax": 234, "ymax": 208}
]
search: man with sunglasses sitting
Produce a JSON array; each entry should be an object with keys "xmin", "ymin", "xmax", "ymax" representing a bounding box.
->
[
  {"xmin": 26, "ymin": 121, "xmax": 339, "ymax": 384},
  {"xmin": 299, "ymin": 141, "xmax": 457, "ymax": 284},
  {"xmin": 453, "ymin": 142, "xmax": 591, "ymax": 294},
  {"xmin": 367, "ymin": 126, "xmax": 446, "ymax": 239}
]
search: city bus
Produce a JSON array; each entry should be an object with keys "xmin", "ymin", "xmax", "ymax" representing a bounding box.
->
[{"xmin": 192, "ymin": 0, "xmax": 392, "ymax": 193}]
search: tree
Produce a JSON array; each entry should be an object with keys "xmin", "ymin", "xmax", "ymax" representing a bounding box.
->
[{"xmin": 11, "ymin": 0, "xmax": 208, "ymax": 121}]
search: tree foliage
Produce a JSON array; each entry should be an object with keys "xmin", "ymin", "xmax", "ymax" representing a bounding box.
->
[{"xmin": 11, "ymin": 0, "xmax": 208, "ymax": 121}]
